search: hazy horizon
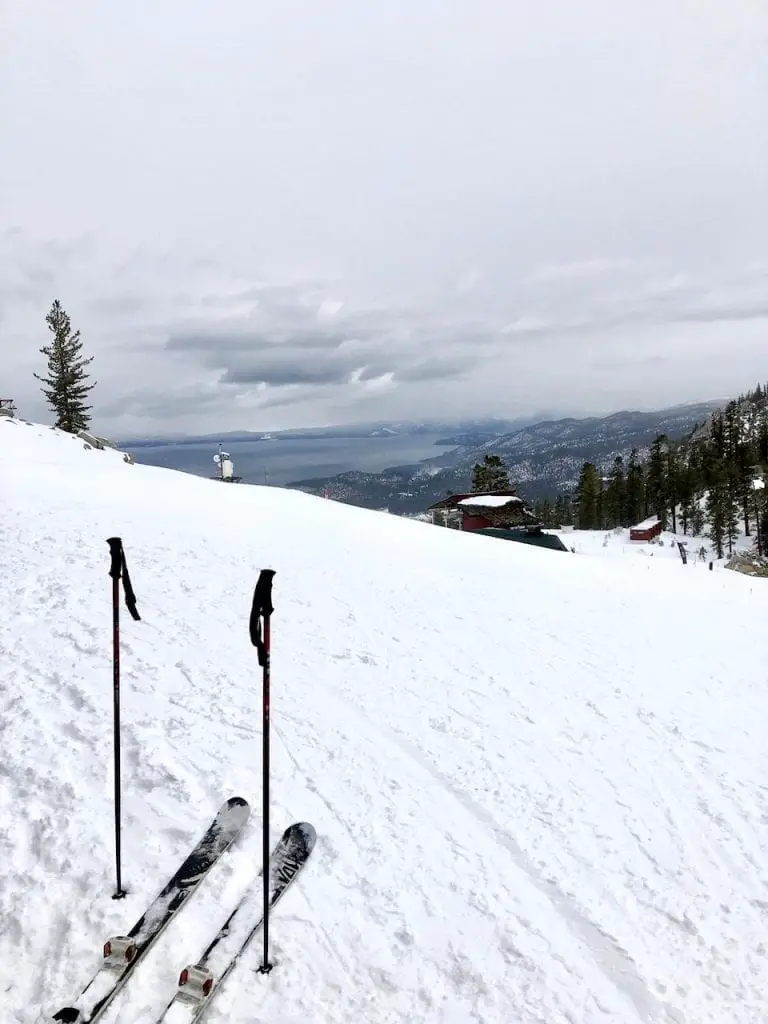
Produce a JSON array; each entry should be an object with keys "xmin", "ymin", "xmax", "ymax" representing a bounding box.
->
[{"xmin": 113, "ymin": 394, "xmax": 728, "ymax": 444}]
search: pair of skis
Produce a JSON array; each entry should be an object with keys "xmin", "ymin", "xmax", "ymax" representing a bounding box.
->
[{"xmin": 50, "ymin": 798, "xmax": 315, "ymax": 1024}]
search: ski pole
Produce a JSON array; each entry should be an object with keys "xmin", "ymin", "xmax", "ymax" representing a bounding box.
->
[
  {"xmin": 106, "ymin": 538, "xmax": 141, "ymax": 900},
  {"xmin": 249, "ymin": 568, "xmax": 275, "ymax": 974}
]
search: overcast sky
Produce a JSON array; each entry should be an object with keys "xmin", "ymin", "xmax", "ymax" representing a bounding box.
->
[{"xmin": 2, "ymin": 0, "xmax": 767, "ymax": 436}]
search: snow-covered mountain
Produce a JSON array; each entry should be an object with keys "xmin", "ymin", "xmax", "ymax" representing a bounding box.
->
[
  {"xmin": 1, "ymin": 416, "xmax": 767, "ymax": 1024},
  {"xmin": 427, "ymin": 403, "xmax": 724, "ymax": 488},
  {"xmin": 290, "ymin": 401, "xmax": 722, "ymax": 511}
]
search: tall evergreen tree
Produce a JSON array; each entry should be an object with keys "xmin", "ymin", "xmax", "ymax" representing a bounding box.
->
[
  {"xmin": 734, "ymin": 437, "xmax": 755, "ymax": 536},
  {"xmin": 576, "ymin": 462, "xmax": 600, "ymax": 529},
  {"xmin": 554, "ymin": 494, "xmax": 567, "ymax": 527},
  {"xmin": 596, "ymin": 472, "xmax": 606, "ymax": 530},
  {"xmin": 706, "ymin": 463, "xmax": 727, "ymax": 558},
  {"xmin": 757, "ymin": 417, "xmax": 768, "ymax": 464},
  {"xmin": 709, "ymin": 410, "xmax": 726, "ymax": 461},
  {"xmin": 471, "ymin": 454, "xmax": 511, "ymax": 492},
  {"xmin": 725, "ymin": 462, "xmax": 740, "ymax": 555},
  {"xmin": 751, "ymin": 481, "xmax": 766, "ymax": 557},
  {"xmin": 706, "ymin": 460, "xmax": 738, "ymax": 558},
  {"xmin": 646, "ymin": 435, "xmax": 669, "ymax": 529},
  {"xmin": 677, "ymin": 465, "xmax": 696, "ymax": 535},
  {"xmin": 723, "ymin": 400, "xmax": 741, "ymax": 457},
  {"xmin": 666, "ymin": 443, "xmax": 678, "ymax": 533},
  {"xmin": 625, "ymin": 449, "xmax": 645, "ymax": 525},
  {"xmin": 34, "ymin": 300, "xmax": 96, "ymax": 433},
  {"xmin": 690, "ymin": 497, "xmax": 705, "ymax": 538},
  {"xmin": 603, "ymin": 455, "xmax": 626, "ymax": 528}
]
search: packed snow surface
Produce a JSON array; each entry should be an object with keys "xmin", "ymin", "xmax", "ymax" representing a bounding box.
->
[{"xmin": 1, "ymin": 418, "xmax": 767, "ymax": 1024}]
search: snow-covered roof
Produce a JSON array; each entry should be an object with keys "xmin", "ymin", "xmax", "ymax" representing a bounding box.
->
[
  {"xmin": 631, "ymin": 516, "xmax": 660, "ymax": 530},
  {"xmin": 458, "ymin": 494, "xmax": 523, "ymax": 508}
]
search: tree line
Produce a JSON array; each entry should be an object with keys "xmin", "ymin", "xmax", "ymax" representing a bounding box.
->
[
  {"xmin": 469, "ymin": 386, "xmax": 768, "ymax": 560},
  {"xmin": 558, "ymin": 385, "xmax": 768, "ymax": 558}
]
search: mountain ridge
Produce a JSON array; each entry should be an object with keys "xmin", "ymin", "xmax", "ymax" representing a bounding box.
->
[{"xmin": 289, "ymin": 400, "xmax": 724, "ymax": 512}]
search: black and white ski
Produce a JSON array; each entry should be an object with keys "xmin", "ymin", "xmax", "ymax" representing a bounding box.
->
[
  {"xmin": 155, "ymin": 821, "xmax": 316, "ymax": 1023},
  {"xmin": 51, "ymin": 796, "xmax": 251, "ymax": 1024}
]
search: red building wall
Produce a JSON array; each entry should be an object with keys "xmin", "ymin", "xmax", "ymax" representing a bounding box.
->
[
  {"xmin": 630, "ymin": 522, "xmax": 662, "ymax": 542},
  {"xmin": 461, "ymin": 513, "xmax": 493, "ymax": 532}
]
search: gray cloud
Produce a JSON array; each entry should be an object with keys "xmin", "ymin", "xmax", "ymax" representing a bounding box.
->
[
  {"xmin": 100, "ymin": 386, "xmax": 226, "ymax": 419},
  {"xmin": 1, "ymin": 1, "xmax": 767, "ymax": 436},
  {"xmin": 672, "ymin": 302, "xmax": 768, "ymax": 325},
  {"xmin": 395, "ymin": 358, "xmax": 470, "ymax": 383},
  {"xmin": 167, "ymin": 327, "xmax": 370, "ymax": 354},
  {"xmin": 212, "ymin": 330, "xmax": 471, "ymax": 389},
  {"xmin": 221, "ymin": 362, "xmax": 351, "ymax": 387}
]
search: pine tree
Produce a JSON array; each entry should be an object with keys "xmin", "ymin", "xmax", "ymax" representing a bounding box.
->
[
  {"xmin": 709, "ymin": 410, "xmax": 726, "ymax": 460},
  {"xmin": 34, "ymin": 300, "xmax": 96, "ymax": 433},
  {"xmin": 532, "ymin": 497, "xmax": 555, "ymax": 527},
  {"xmin": 554, "ymin": 493, "xmax": 573, "ymax": 527},
  {"xmin": 576, "ymin": 462, "xmax": 600, "ymax": 529},
  {"xmin": 706, "ymin": 468, "xmax": 726, "ymax": 558},
  {"xmin": 734, "ymin": 437, "xmax": 755, "ymax": 536},
  {"xmin": 725, "ymin": 462, "xmax": 740, "ymax": 555},
  {"xmin": 646, "ymin": 435, "xmax": 669, "ymax": 529},
  {"xmin": 751, "ymin": 481, "xmax": 766, "ymax": 557},
  {"xmin": 666, "ymin": 443, "xmax": 678, "ymax": 533},
  {"xmin": 706, "ymin": 460, "xmax": 738, "ymax": 559},
  {"xmin": 625, "ymin": 449, "xmax": 645, "ymax": 525},
  {"xmin": 603, "ymin": 455, "xmax": 626, "ymax": 528},
  {"xmin": 690, "ymin": 497, "xmax": 705, "ymax": 537},
  {"xmin": 758, "ymin": 417, "xmax": 768, "ymax": 464},
  {"xmin": 684, "ymin": 407, "xmax": 705, "ymax": 537},
  {"xmin": 677, "ymin": 465, "xmax": 696, "ymax": 535},
  {"xmin": 471, "ymin": 454, "xmax": 511, "ymax": 492}
]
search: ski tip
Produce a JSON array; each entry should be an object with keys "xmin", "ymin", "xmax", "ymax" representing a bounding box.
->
[
  {"xmin": 285, "ymin": 821, "xmax": 317, "ymax": 855},
  {"xmin": 51, "ymin": 1009, "xmax": 82, "ymax": 1023},
  {"xmin": 225, "ymin": 796, "xmax": 249, "ymax": 810},
  {"xmin": 213, "ymin": 797, "xmax": 251, "ymax": 836}
]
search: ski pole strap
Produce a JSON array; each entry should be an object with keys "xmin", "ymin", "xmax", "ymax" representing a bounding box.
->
[
  {"xmin": 249, "ymin": 569, "xmax": 275, "ymax": 666},
  {"xmin": 107, "ymin": 537, "xmax": 141, "ymax": 621}
]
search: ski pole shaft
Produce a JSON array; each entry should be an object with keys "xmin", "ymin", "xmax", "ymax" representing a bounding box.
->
[
  {"xmin": 249, "ymin": 569, "xmax": 275, "ymax": 974},
  {"xmin": 107, "ymin": 538, "xmax": 126, "ymax": 899},
  {"xmin": 262, "ymin": 611, "xmax": 271, "ymax": 972}
]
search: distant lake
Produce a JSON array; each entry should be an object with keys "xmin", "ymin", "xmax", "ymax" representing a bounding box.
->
[{"xmin": 121, "ymin": 434, "xmax": 454, "ymax": 486}]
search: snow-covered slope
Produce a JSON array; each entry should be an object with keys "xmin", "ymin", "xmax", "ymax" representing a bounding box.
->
[{"xmin": 1, "ymin": 417, "xmax": 767, "ymax": 1024}]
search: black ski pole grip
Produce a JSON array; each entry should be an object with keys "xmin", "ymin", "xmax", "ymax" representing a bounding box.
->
[
  {"xmin": 107, "ymin": 537, "xmax": 141, "ymax": 621},
  {"xmin": 249, "ymin": 569, "xmax": 275, "ymax": 665},
  {"xmin": 107, "ymin": 537, "xmax": 122, "ymax": 579}
]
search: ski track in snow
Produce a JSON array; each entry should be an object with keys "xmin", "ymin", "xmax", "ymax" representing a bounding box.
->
[{"xmin": 1, "ymin": 419, "xmax": 767, "ymax": 1023}]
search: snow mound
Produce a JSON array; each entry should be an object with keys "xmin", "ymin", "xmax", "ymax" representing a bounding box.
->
[{"xmin": 1, "ymin": 418, "xmax": 767, "ymax": 1023}]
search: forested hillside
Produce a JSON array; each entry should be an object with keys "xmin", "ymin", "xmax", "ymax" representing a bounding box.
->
[{"xmin": 557, "ymin": 384, "xmax": 768, "ymax": 559}]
